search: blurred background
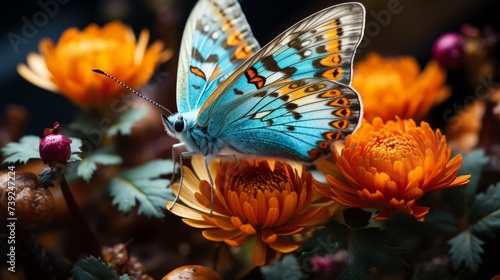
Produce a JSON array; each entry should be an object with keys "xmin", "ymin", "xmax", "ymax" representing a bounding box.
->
[{"xmin": 1, "ymin": 0, "xmax": 500, "ymax": 279}]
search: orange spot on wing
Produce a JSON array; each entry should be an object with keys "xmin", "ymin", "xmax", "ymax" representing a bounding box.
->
[
  {"xmin": 322, "ymin": 67, "xmax": 343, "ymax": 81},
  {"xmin": 190, "ymin": 66, "xmax": 206, "ymax": 80},
  {"xmin": 227, "ymin": 30, "xmax": 243, "ymax": 46},
  {"xmin": 222, "ymin": 19, "xmax": 233, "ymax": 31},
  {"xmin": 318, "ymin": 141, "xmax": 330, "ymax": 149},
  {"xmin": 323, "ymin": 131, "xmax": 341, "ymax": 141},
  {"xmin": 330, "ymin": 120, "xmax": 349, "ymax": 130},
  {"xmin": 328, "ymin": 97, "xmax": 349, "ymax": 107},
  {"xmin": 333, "ymin": 108, "xmax": 351, "ymax": 118},
  {"xmin": 245, "ymin": 67, "xmax": 266, "ymax": 89},
  {"xmin": 234, "ymin": 44, "xmax": 253, "ymax": 60},
  {"xmin": 319, "ymin": 89, "xmax": 342, "ymax": 98},
  {"xmin": 320, "ymin": 54, "xmax": 342, "ymax": 66}
]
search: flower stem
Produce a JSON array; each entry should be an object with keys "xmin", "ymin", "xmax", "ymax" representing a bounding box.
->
[{"xmin": 58, "ymin": 172, "xmax": 102, "ymax": 259}]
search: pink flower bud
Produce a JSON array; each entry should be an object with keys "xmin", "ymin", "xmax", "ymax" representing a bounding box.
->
[
  {"xmin": 432, "ymin": 32, "xmax": 464, "ymax": 69},
  {"xmin": 39, "ymin": 122, "xmax": 72, "ymax": 166}
]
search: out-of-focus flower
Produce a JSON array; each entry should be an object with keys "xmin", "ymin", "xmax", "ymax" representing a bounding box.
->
[
  {"xmin": 162, "ymin": 265, "xmax": 223, "ymax": 280},
  {"xmin": 352, "ymin": 52, "xmax": 450, "ymax": 122},
  {"xmin": 445, "ymin": 100, "xmax": 485, "ymax": 153},
  {"xmin": 17, "ymin": 21, "xmax": 172, "ymax": 113},
  {"xmin": 39, "ymin": 122, "xmax": 72, "ymax": 167},
  {"xmin": 315, "ymin": 117, "xmax": 471, "ymax": 222},
  {"xmin": 167, "ymin": 157, "xmax": 334, "ymax": 266},
  {"xmin": 432, "ymin": 32, "xmax": 464, "ymax": 69}
]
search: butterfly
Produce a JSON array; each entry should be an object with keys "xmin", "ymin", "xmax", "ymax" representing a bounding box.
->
[
  {"xmin": 162, "ymin": 0, "xmax": 365, "ymax": 211},
  {"xmin": 160, "ymin": 0, "xmax": 365, "ymax": 212}
]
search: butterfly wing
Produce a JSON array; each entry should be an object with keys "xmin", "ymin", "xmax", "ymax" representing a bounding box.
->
[
  {"xmin": 176, "ymin": 0, "xmax": 260, "ymax": 113},
  {"xmin": 208, "ymin": 78, "xmax": 361, "ymax": 162},
  {"xmin": 197, "ymin": 2, "xmax": 365, "ymax": 126}
]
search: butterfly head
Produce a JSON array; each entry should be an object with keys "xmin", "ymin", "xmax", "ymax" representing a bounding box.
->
[{"xmin": 162, "ymin": 114, "xmax": 187, "ymax": 138}]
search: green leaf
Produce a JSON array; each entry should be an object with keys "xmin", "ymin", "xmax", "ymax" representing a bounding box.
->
[
  {"xmin": 469, "ymin": 182, "xmax": 500, "ymax": 236},
  {"xmin": 448, "ymin": 230, "xmax": 484, "ymax": 272},
  {"xmin": 69, "ymin": 138, "xmax": 83, "ymax": 162},
  {"xmin": 300, "ymin": 222, "xmax": 408, "ymax": 279},
  {"xmin": 119, "ymin": 275, "xmax": 131, "ymax": 280},
  {"xmin": 444, "ymin": 149, "xmax": 488, "ymax": 216},
  {"xmin": 261, "ymin": 255, "xmax": 304, "ymax": 280},
  {"xmin": 77, "ymin": 148, "xmax": 123, "ymax": 182},
  {"xmin": 71, "ymin": 256, "xmax": 119, "ymax": 280},
  {"xmin": 109, "ymin": 159, "xmax": 175, "ymax": 218},
  {"xmin": 108, "ymin": 107, "xmax": 147, "ymax": 136},
  {"xmin": 1, "ymin": 135, "xmax": 41, "ymax": 164}
]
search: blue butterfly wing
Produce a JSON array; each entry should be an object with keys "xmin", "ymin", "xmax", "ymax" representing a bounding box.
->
[
  {"xmin": 208, "ymin": 78, "xmax": 361, "ymax": 162},
  {"xmin": 197, "ymin": 3, "xmax": 365, "ymax": 126},
  {"xmin": 176, "ymin": 0, "xmax": 260, "ymax": 113}
]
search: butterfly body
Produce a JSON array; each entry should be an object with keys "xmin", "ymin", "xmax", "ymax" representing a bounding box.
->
[{"xmin": 164, "ymin": 0, "xmax": 366, "ymax": 165}]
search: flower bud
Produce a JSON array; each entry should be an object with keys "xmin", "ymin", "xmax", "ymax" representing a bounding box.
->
[
  {"xmin": 432, "ymin": 32, "xmax": 464, "ymax": 69},
  {"xmin": 39, "ymin": 122, "xmax": 72, "ymax": 166},
  {"xmin": 311, "ymin": 251, "xmax": 351, "ymax": 277}
]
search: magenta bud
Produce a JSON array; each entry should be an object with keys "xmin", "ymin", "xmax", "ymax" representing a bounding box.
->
[
  {"xmin": 432, "ymin": 32, "xmax": 464, "ymax": 69},
  {"xmin": 39, "ymin": 122, "xmax": 72, "ymax": 166},
  {"xmin": 310, "ymin": 251, "xmax": 351, "ymax": 277}
]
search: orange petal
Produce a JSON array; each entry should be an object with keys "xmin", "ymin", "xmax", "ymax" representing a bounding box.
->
[
  {"xmin": 252, "ymin": 238, "xmax": 268, "ymax": 266},
  {"xmin": 202, "ymin": 229, "xmax": 243, "ymax": 242}
]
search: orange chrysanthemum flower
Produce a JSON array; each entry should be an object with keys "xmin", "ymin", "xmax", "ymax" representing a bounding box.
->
[
  {"xmin": 17, "ymin": 21, "xmax": 171, "ymax": 113},
  {"xmin": 352, "ymin": 52, "xmax": 450, "ymax": 122},
  {"xmin": 167, "ymin": 157, "xmax": 335, "ymax": 266},
  {"xmin": 315, "ymin": 117, "xmax": 471, "ymax": 222}
]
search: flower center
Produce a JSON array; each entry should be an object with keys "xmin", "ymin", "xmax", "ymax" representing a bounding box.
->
[
  {"xmin": 366, "ymin": 131, "xmax": 415, "ymax": 160},
  {"xmin": 233, "ymin": 165, "xmax": 285, "ymax": 198}
]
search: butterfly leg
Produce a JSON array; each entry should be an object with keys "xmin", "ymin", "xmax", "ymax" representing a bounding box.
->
[
  {"xmin": 168, "ymin": 142, "xmax": 187, "ymax": 188},
  {"xmin": 168, "ymin": 148, "xmax": 196, "ymax": 211},
  {"xmin": 202, "ymin": 156, "xmax": 216, "ymax": 216}
]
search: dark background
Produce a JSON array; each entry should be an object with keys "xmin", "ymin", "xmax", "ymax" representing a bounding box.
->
[{"xmin": 1, "ymin": 0, "xmax": 499, "ymax": 136}]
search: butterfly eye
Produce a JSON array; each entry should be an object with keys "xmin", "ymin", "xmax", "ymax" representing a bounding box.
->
[{"xmin": 174, "ymin": 116, "xmax": 186, "ymax": 132}]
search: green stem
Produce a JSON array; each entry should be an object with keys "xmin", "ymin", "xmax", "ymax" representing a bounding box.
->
[{"xmin": 58, "ymin": 172, "xmax": 102, "ymax": 259}]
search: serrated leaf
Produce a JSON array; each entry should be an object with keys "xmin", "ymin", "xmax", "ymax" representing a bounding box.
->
[
  {"xmin": 108, "ymin": 107, "xmax": 147, "ymax": 136},
  {"xmin": 261, "ymin": 255, "xmax": 304, "ymax": 280},
  {"xmin": 109, "ymin": 159, "xmax": 175, "ymax": 218},
  {"xmin": 445, "ymin": 149, "xmax": 489, "ymax": 216},
  {"xmin": 77, "ymin": 148, "xmax": 123, "ymax": 182},
  {"xmin": 69, "ymin": 138, "xmax": 83, "ymax": 162},
  {"xmin": 71, "ymin": 256, "xmax": 119, "ymax": 280},
  {"xmin": 448, "ymin": 230, "xmax": 484, "ymax": 272},
  {"xmin": 300, "ymin": 222, "xmax": 408, "ymax": 279},
  {"xmin": 1, "ymin": 135, "xmax": 41, "ymax": 164},
  {"xmin": 469, "ymin": 182, "xmax": 500, "ymax": 236},
  {"xmin": 119, "ymin": 275, "xmax": 131, "ymax": 280}
]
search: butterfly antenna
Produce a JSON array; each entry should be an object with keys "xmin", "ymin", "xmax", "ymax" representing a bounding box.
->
[{"xmin": 92, "ymin": 68, "xmax": 173, "ymax": 115}]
